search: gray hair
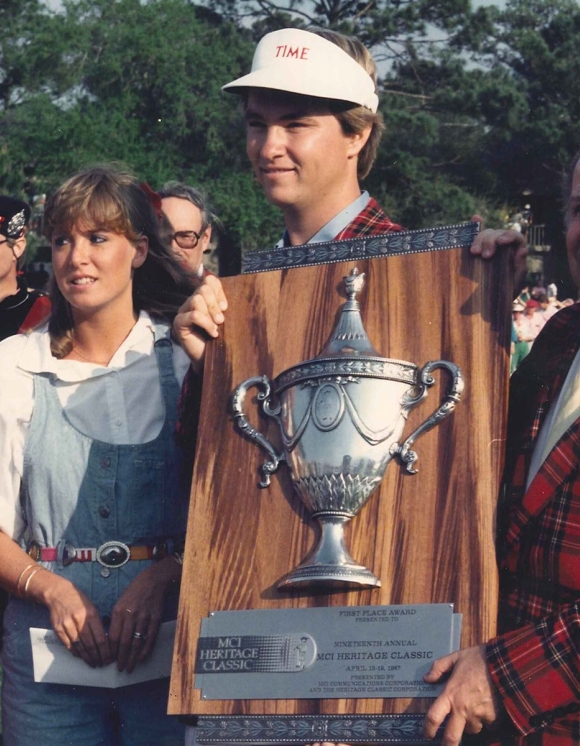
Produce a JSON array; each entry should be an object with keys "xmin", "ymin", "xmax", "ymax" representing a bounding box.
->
[{"xmin": 158, "ymin": 181, "xmax": 213, "ymax": 231}]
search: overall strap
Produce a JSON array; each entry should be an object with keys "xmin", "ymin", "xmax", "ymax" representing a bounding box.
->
[{"xmin": 152, "ymin": 323, "xmax": 180, "ymax": 431}]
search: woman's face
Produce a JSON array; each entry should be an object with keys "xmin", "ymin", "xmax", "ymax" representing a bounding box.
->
[{"xmin": 51, "ymin": 222, "xmax": 147, "ymax": 321}]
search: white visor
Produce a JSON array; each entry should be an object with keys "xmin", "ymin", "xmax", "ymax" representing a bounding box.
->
[{"xmin": 222, "ymin": 28, "xmax": 379, "ymax": 113}]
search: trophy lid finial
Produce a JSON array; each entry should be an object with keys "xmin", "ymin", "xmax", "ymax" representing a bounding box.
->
[
  {"xmin": 318, "ymin": 267, "xmax": 380, "ymax": 358},
  {"xmin": 344, "ymin": 267, "xmax": 365, "ymax": 301}
]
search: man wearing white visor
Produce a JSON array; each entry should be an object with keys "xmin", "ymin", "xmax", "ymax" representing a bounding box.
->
[
  {"xmin": 174, "ymin": 25, "xmax": 527, "ymax": 396},
  {"xmin": 180, "ymin": 31, "xmax": 528, "ymax": 746},
  {"xmin": 222, "ymin": 27, "xmax": 403, "ymax": 247}
]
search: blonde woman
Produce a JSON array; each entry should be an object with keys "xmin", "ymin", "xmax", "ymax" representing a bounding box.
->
[{"xmin": 0, "ymin": 166, "xmax": 197, "ymax": 745}]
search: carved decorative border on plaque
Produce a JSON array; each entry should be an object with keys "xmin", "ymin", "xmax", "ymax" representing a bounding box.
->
[
  {"xmin": 192, "ymin": 714, "xmax": 433, "ymax": 744},
  {"xmin": 241, "ymin": 222, "xmax": 479, "ymax": 274}
]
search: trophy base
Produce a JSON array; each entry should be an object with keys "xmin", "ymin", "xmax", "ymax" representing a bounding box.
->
[{"xmin": 277, "ymin": 562, "xmax": 381, "ymax": 589}]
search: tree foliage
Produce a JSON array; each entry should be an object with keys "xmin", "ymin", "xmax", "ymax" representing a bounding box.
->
[
  {"xmin": 204, "ymin": 0, "xmax": 472, "ymax": 61},
  {"xmin": 1, "ymin": 0, "xmax": 281, "ymax": 248},
  {"xmin": 1, "ymin": 0, "xmax": 580, "ymax": 252}
]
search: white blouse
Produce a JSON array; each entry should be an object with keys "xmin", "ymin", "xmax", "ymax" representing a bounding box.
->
[{"xmin": 0, "ymin": 312, "xmax": 190, "ymax": 541}]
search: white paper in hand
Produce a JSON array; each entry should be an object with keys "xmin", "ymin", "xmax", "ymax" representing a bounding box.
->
[{"xmin": 30, "ymin": 620, "xmax": 176, "ymax": 688}]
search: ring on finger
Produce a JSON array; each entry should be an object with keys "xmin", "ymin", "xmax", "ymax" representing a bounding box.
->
[{"xmin": 133, "ymin": 631, "xmax": 147, "ymax": 641}]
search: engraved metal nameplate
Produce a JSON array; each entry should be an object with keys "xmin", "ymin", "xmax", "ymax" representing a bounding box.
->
[{"xmin": 194, "ymin": 604, "xmax": 461, "ymax": 700}]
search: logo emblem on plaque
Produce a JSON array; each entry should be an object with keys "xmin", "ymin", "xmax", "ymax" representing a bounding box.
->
[{"xmin": 231, "ymin": 268, "xmax": 463, "ymax": 590}]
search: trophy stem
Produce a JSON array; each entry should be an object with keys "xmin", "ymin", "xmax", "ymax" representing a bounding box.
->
[{"xmin": 277, "ymin": 514, "xmax": 381, "ymax": 590}]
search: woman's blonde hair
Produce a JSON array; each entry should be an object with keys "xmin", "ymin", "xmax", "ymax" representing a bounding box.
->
[
  {"xmin": 311, "ymin": 28, "xmax": 384, "ymax": 180},
  {"xmin": 44, "ymin": 165, "xmax": 196, "ymax": 358}
]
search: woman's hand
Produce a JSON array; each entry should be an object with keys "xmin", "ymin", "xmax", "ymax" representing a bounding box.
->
[
  {"xmin": 39, "ymin": 572, "xmax": 111, "ymax": 668},
  {"xmin": 0, "ymin": 534, "xmax": 110, "ymax": 668},
  {"xmin": 173, "ymin": 275, "xmax": 228, "ymax": 372},
  {"xmin": 108, "ymin": 556, "xmax": 180, "ymax": 673}
]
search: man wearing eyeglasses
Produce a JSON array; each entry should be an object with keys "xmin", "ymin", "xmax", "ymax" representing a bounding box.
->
[{"xmin": 159, "ymin": 182, "xmax": 213, "ymax": 277}]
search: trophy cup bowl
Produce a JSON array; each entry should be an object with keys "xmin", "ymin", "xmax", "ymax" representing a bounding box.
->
[{"xmin": 230, "ymin": 269, "xmax": 463, "ymax": 590}]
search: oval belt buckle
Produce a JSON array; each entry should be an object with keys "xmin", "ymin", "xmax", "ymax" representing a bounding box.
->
[
  {"xmin": 62, "ymin": 543, "xmax": 77, "ymax": 567},
  {"xmin": 96, "ymin": 541, "xmax": 130, "ymax": 568}
]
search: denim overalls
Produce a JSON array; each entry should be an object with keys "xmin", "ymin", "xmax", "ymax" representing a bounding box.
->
[{"xmin": 2, "ymin": 325, "xmax": 188, "ymax": 746}]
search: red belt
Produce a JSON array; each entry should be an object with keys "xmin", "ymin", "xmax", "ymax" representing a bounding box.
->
[{"xmin": 27, "ymin": 540, "xmax": 170, "ymax": 568}]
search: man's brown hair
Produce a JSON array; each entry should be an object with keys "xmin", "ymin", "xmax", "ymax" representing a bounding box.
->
[{"xmin": 311, "ymin": 28, "xmax": 384, "ymax": 180}]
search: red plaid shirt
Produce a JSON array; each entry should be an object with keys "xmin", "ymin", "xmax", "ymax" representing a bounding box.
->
[
  {"xmin": 486, "ymin": 303, "xmax": 580, "ymax": 743},
  {"xmin": 333, "ymin": 197, "xmax": 402, "ymax": 239}
]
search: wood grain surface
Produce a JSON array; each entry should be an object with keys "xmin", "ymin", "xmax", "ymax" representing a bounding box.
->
[{"xmin": 169, "ymin": 245, "xmax": 512, "ymax": 718}]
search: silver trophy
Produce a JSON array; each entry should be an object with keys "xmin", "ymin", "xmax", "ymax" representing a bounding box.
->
[{"xmin": 231, "ymin": 268, "xmax": 463, "ymax": 589}]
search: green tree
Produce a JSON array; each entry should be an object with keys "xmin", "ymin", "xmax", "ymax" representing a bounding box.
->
[
  {"xmin": 204, "ymin": 0, "xmax": 472, "ymax": 57},
  {"xmin": 1, "ymin": 0, "xmax": 281, "ymax": 248},
  {"xmin": 4, "ymin": 0, "xmax": 580, "ymax": 250},
  {"xmin": 386, "ymin": 0, "xmax": 580, "ymax": 204}
]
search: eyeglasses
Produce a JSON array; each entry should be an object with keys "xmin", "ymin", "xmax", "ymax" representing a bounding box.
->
[{"xmin": 172, "ymin": 230, "xmax": 202, "ymax": 249}]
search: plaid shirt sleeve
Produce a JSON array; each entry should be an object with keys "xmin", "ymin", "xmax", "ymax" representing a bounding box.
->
[
  {"xmin": 486, "ymin": 304, "xmax": 580, "ymax": 738},
  {"xmin": 487, "ymin": 604, "xmax": 580, "ymax": 735}
]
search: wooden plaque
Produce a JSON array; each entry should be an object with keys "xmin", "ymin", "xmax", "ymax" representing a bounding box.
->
[{"xmin": 169, "ymin": 241, "xmax": 512, "ymax": 736}]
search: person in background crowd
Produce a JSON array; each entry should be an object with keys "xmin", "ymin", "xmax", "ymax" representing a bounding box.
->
[
  {"xmin": 516, "ymin": 285, "xmax": 531, "ymax": 305},
  {"xmin": 531, "ymin": 282, "xmax": 547, "ymax": 299},
  {"xmin": 421, "ymin": 147, "xmax": 580, "ymax": 745},
  {"xmin": 0, "ymin": 166, "xmax": 195, "ymax": 745},
  {"xmin": 511, "ymin": 301, "xmax": 532, "ymax": 374},
  {"xmin": 510, "ymin": 308, "xmax": 518, "ymax": 366},
  {"xmin": 524, "ymin": 298, "xmax": 545, "ymax": 344},
  {"xmin": 0, "ymin": 198, "xmax": 52, "ymax": 652},
  {"xmin": 536, "ymin": 292, "xmax": 559, "ymax": 322},
  {"xmin": 159, "ymin": 182, "xmax": 214, "ymax": 277},
  {"xmin": 0, "ymin": 196, "xmax": 50, "ymax": 341}
]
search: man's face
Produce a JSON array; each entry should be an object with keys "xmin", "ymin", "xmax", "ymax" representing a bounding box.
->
[
  {"xmin": 567, "ymin": 163, "xmax": 580, "ymax": 289},
  {"xmin": 161, "ymin": 196, "xmax": 211, "ymax": 274},
  {"xmin": 245, "ymin": 90, "xmax": 367, "ymax": 216},
  {"xmin": 0, "ymin": 232, "xmax": 25, "ymax": 285}
]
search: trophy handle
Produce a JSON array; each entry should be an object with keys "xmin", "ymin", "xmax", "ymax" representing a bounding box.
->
[
  {"xmin": 390, "ymin": 360, "xmax": 464, "ymax": 474},
  {"xmin": 230, "ymin": 374, "xmax": 285, "ymax": 488}
]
